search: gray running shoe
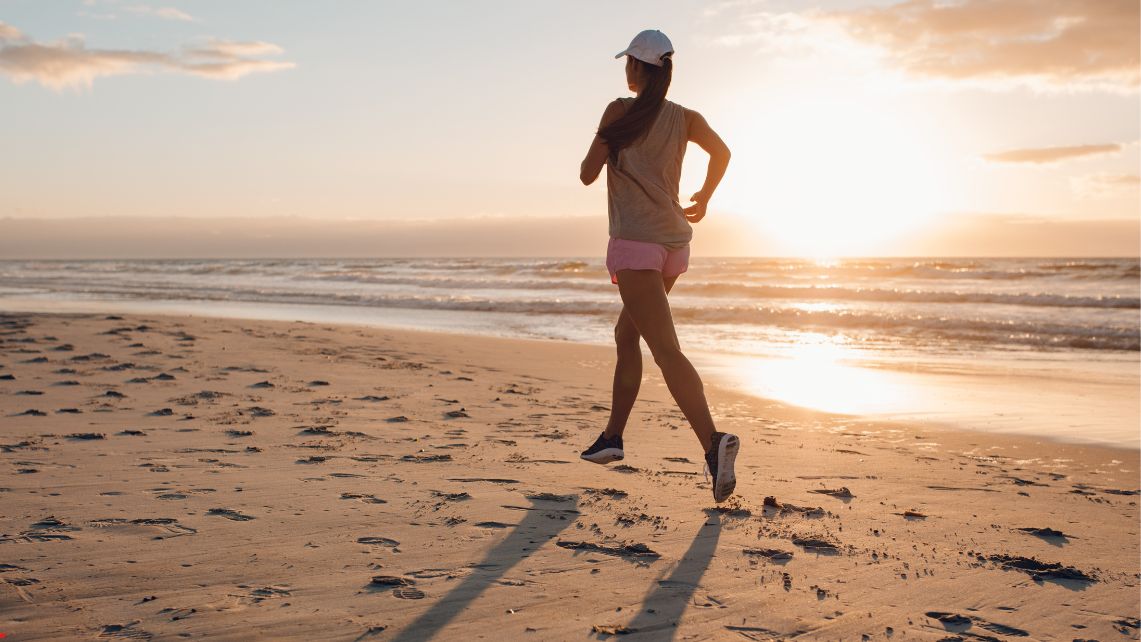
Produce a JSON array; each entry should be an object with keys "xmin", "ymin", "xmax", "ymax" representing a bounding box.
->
[{"xmin": 703, "ymin": 431, "xmax": 739, "ymax": 502}]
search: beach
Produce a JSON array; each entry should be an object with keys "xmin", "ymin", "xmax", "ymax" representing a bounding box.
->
[{"xmin": 0, "ymin": 310, "xmax": 1137, "ymax": 641}]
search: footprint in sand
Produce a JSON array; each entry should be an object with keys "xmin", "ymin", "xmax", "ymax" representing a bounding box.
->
[
  {"xmin": 243, "ymin": 585, "xmax": 291, "ymax": 603},
  {"xmin": 98, "ymin": 621, "xmax": 154, "ymax": 640}
]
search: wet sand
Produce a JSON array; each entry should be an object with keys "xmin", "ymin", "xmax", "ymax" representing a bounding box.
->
[{"xmin": 0, "ymin": 311, "xmax": 1137, "ymax": 641}]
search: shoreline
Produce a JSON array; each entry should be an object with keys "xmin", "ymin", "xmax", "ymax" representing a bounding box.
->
[
  {"xmin": 1, "ymin": 297, "xmax": 1137, "ymax": 450},
  {"xmin": 0, "ymin": 310, "xmax": 1137, "ymax": 640}
]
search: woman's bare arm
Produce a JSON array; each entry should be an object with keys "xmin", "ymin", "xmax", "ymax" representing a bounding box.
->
[
  {"xmin": 580, "ymin": 99, "xmax": 628, "ymax": 186},
  {"xmin": 683, "ymin": 109, "xmax": 731, "ymax": 223}
]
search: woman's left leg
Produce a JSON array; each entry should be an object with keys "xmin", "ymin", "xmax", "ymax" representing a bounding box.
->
[{"xmin": 614, "ymin": 269, "xmax": 716, "ymax": 453}]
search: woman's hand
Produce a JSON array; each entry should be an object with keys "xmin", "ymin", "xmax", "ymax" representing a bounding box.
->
[
  {"xmin": 683, "ymin": 109, "xmax": 730, "ymax": 224},
  {"xmin": 684, "ymin": 190, "xmax": 709, "ymax": 223}
]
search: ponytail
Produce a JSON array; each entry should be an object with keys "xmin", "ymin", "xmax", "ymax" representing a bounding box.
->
[{"xmin": 598, "ymin": 56, "xmax": 673, "ymax": 164}]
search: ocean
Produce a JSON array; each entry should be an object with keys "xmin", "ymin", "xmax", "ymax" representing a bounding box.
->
[{"xmin": 1, "ymin": 257, "xmax": 1138, "ymax": 447}]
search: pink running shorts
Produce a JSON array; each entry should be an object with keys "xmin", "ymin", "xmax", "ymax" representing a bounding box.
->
[{"xmin": 605, "ymin": 237, "xmax": 690, "ymax": 285}]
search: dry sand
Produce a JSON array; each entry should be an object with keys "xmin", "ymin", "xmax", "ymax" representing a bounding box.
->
[{"xmin": 0, "ymin": 311, "xmax": 1137, "ymax": 641}]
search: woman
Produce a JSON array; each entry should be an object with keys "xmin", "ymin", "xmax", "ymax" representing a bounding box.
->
[{"xmin": 578, "ymin": 29, "xmax": 738, "ymax": 503}]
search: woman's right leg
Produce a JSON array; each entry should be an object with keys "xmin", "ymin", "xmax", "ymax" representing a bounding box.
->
[
  {"xmin": 604, "ymin": 308, "xmax": 642, "ymax": 439},
  {"xmin": 605, "ymin": 275, "xmax": 679, "ymax": 440}
]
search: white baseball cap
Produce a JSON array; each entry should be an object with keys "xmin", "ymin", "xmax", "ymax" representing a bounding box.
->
[{"xmin": 615, "ymin": 29, "xmax": 674, "ymax": 67}]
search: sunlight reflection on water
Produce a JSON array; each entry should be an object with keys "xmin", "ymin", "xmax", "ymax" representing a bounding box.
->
[{"xmin": 700, "ymin": 341, "xmax": 932, "ymax": 415}]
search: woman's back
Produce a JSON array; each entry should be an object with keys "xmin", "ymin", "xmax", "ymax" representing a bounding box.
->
[{"xmin": 606, "ymin": 97, "xmax": 692, "ymax": 251}]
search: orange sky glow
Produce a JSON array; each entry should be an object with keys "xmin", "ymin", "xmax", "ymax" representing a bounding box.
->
[{"xmin": 0, "ymin": 0, "xmax": 1137, "ymax": 258}]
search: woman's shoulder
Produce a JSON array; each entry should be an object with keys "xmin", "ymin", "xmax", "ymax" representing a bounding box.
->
[
  {"xmin": 613, "ymin": 96, "xmax": 636, "ymax": 111},
  {"xmin": 671, "ymin": 101, "xmax": 700, "ymax": 130},
  {"xmin": 667, "ymin": 99, "xmax": 693, "ymax": 117}
]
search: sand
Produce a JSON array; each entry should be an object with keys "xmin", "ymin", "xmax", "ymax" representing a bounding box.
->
[{"xmin": 0, "ymin": 311, "xmax": 1137, "ymax": 641}]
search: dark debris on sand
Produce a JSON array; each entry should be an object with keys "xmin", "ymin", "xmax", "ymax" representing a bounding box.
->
[
  {"xmin": 584, "ymin": 488, "xmax": 628, "ymax": 498},
  {"xmin": 975, "ymin": 552, "xmax": 1096, "ymax": 583},
  {"xmin": 430, "ymin": 491, "xmax": 471, "ymax": 501},
  {"xmin": 370, "ymin": 575, "xmax": 415, "ymax": 587},
  {"xmin": 743, "ymin": 548, "xmax": 794, "ymax": 561},
  {"xmin": 762, "ymin": 496, "xmax": 830, "ymax": 518},
  {"xmin": 1017, "ymin": 526, "xmax": 1072, "ymax": 540},
  {"xmin": 206, "ymin": 508, "xmax": 255, "ymax": 521},
  {"xmin": 401, "ymin": 454, "xmax": 452, "ymax": 463},
  {"xmin": 791, "ymin": 536, "xmax": 842, "ymax": 554},
  {"xmin": 556, "ymin": 540, "xmax": 660, "ymax": 560},
  {"xmin": 808, "ymin": 486, "xmax": 855, "ymax": 498}
]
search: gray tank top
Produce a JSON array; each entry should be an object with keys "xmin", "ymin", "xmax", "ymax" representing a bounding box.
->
[{"xmin": 606, "ymin": 97, "xmax": 692, "ymax": 251}]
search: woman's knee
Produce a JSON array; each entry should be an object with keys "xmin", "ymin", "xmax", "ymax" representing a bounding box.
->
[
  {"xmin": 614, "ymin": 319, "xmax": 640, "ymax": 351},
  {"xmin": 647, "ymin": 341, "xmax": 685, "ymax": 370}
]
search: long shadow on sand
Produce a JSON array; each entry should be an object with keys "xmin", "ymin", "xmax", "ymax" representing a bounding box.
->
[
  {"xmin": 617, "ymin": 510, "xmax": 722, "ymax": 640},
  {"xmin": 389, "ymin": 496, "xmax": 579, "ymax": 642}
]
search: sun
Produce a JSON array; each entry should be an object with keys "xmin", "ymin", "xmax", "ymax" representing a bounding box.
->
[{"xmin": 713, "ymin": 93, "xmax": 949, "ymax": 257}]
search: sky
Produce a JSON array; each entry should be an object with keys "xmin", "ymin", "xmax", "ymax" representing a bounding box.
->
[{"xmin": 0, "ymin": 0, "xmax": 1138, "ymax": 257}]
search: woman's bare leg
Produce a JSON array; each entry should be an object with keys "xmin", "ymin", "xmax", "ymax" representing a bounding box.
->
[
  {"xmin": 603, "ymin": 275, "xmax": 678, "ymax": 439},
  {"xmin": 615, "ymin": 269, "xmax": 715, "ymax": 452}
]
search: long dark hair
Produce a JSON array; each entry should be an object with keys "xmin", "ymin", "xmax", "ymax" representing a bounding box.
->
[{"xmin": 599, "ymin": 56, "xmax": 673, "ymax": 163}]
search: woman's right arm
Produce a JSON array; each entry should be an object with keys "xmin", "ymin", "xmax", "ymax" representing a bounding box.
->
[
  {"xmin": 684, "ymin": 110, "xmax": 731, "ymax": 223},
  {"xmin": 580, "ymin": 99, "xmax": 627, "ymax": 186}
]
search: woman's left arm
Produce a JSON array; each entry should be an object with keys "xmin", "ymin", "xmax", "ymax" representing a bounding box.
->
[{"xmin": 580, "ymin": 99, "xmax": 627, "ymax": 186}]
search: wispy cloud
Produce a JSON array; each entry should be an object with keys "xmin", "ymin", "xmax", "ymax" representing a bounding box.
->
[
  {"xmin": 982, "ymin": 143, "xmax": 1123, "ymax": 164},
  {"xmin": 124, "ymin": 5, "xmax": 198, "ymax": 23},
  {"xmin": 698, "ymin": 5, "xmax": 842, "ymax": 58},
  {"xmin": 0, "ymin": 21, "xmax": 294, "ymax": 90},
  {"xmin": 1071, "ymin": 173, "xmax": 1141, "ymax": 198},
  {"xmin": 824, "ymin": 0, "xmax": 1139, "ymax": 91}
]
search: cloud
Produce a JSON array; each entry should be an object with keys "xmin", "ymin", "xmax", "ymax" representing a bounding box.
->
[
  {"xmin": 825, "ymin": 0, "xmax": 1140, "ymax": 91},
  {"xmin": 187, "ymin": 40, "xmax": 283, "ymax": 59},
  {"xmin": 982, "ymin": 143, "xmax": 1123, "ymax": 164},
  {"xmin": 124, "ymin": 5, "xmax": 198, "ymax": 22},
  {"xmin": 699, "ymin": 6, "xmax": 845, "ymax": 58},
  {"xmin": 0, "ymin": 21, "xmax": 294, "ymax": 90},
  {"xmin": 0, "ymin": 22, "xmax": 23, "ymax": 41},
  {"xmin": 1071, "ymin": 173, "xmax": 1141, "ymax": 198}
]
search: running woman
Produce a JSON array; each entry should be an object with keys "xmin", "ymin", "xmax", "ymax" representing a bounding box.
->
[{"xmin": 578, "ymin": 29, "xmax": 738, "ymax": 503}]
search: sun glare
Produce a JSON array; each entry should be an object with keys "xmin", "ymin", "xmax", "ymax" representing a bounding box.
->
[
  {"xmin": 718, "ymin": 94, "xmax": 948, "ymax": 257},
  {"xmin": 703, "ymin": 340, "xmax": 931, "ymax": 416}
]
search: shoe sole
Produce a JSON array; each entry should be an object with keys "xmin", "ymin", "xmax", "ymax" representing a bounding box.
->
[
  {"xmin": 713, "ymin": 434, "xmax": 739, "ymax": 502},
  {"xmin": 580, "ymin": 448, "xmax": 624, "ymax": 465}
]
